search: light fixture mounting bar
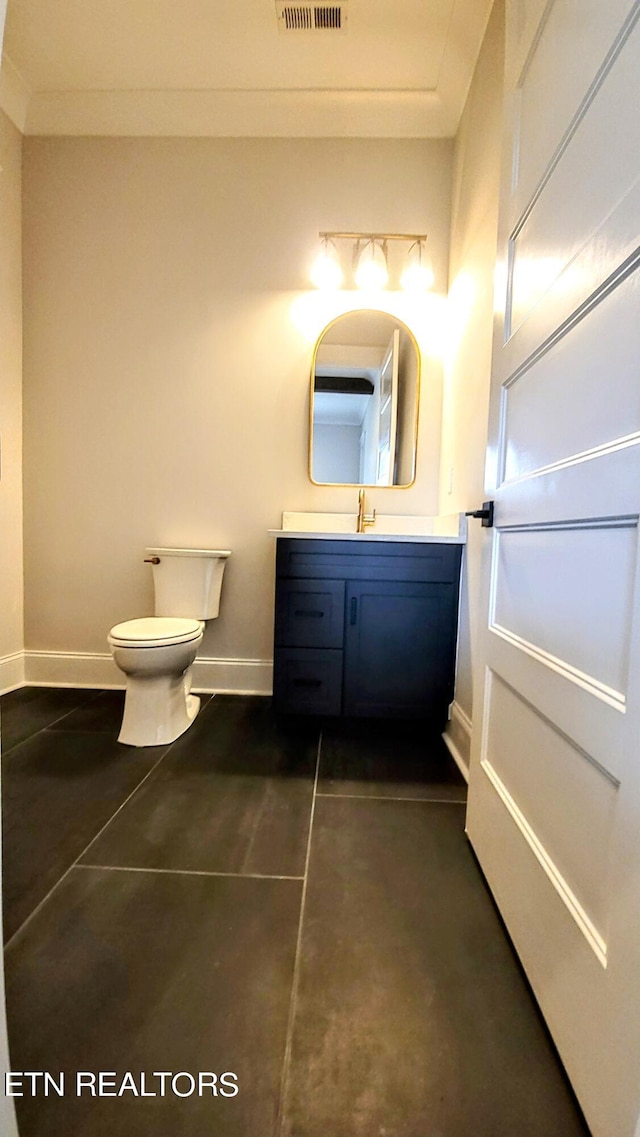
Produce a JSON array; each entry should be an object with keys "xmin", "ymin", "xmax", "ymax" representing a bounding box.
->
[{"xmin": 319, "ymin": 232, "xmax": 427, "ymax": 242}]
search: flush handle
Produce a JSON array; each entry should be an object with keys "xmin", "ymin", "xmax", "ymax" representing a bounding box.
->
[
  {"xmin": 350, "ymin": 597, "xmax": 358, "ymax": 625},
  {"xmin": 144, "ymin": 556, "xmax": 161, "ymax": 564}
]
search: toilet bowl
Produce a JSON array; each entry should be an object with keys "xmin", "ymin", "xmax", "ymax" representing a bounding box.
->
[
  {"xmin": 108, "ymin": 549, "xmax": 230, "ymax": 747},
  {"xmin": 109, "ymin": 617, "xmax": 204, "ymax": 747}
]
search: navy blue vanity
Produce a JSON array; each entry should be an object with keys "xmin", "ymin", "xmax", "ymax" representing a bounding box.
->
[{"xmin": 272, "ymin": 535, "xmax": 462, "ymax": 722}]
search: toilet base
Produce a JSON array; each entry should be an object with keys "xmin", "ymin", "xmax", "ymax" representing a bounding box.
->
[{"xmin": 118, "ymin": 670, "xmax": 201, "ymax": 747}]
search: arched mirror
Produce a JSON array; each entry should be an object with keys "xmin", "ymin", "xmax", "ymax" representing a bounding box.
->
[{"xmin": 309, "ymin": 310, "xmax": 420, "ymax": 487}]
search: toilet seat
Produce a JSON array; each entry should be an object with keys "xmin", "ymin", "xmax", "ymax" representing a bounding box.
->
[{"xmin": 108, "ymin": 617, "xmax": 203, "ymax": 648}]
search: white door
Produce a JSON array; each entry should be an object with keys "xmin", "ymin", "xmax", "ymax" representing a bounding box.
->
[
  {"xmin": 375, "ymin": 329, "xmax": 399, "ymax": 484},
  {"xmin": 466, "ymin": 3, "xmax": 640, "ymax": 1136}
]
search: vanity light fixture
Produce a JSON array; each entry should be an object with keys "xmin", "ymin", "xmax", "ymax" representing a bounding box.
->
[{"xmin": 311, "ymin": 232, "xmax": 432, "ymax": 291}]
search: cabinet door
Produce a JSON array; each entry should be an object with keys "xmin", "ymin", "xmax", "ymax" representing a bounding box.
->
[{"xmin": 343, "ymin": 581, "xmax": 457, "ymax": 719}]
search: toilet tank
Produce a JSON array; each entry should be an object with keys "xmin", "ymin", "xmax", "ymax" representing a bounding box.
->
[{"xmin": 146, "ymin": 548, "xmax": 231, "ymax": 619}]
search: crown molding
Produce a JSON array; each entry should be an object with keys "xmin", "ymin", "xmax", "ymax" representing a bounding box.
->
[
  {"xmin": 17, "ymin": 86, "xmax": 457, "ymax": 138},
  {"xmin": 1, "ymin": 0, "xmax": 492, "ymax": 138}
]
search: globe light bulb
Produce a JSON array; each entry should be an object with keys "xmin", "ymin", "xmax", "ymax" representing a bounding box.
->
[
  {"xmin": 355, "ymin": 240, "xmax": 388, "ymax": 290},
  {"xmin": 401, "ymin": 241, "xmax": 434, "ymax": 291},
  {"xmin": 310, "ymin": 240, "xmax": 343, "ymax": 289}
]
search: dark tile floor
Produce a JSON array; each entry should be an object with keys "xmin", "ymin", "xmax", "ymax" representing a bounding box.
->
[{"xmin": 1, "ymin": 687, "xmax": 591, "ymax": 1137}]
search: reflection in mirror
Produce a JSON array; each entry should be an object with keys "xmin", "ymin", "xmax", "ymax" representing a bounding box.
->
[{"xmin": 309, "ymin": 311, "xmax": 420, "ymax": 487}]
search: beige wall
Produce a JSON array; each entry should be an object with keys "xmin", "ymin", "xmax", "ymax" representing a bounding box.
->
[
  {"xmin": 22, "ymin": 137, "xmax": 452, "ymax": 686},
  {"xmin": 440, "ymin": 0, "xmax": 504, "ymax": 770},
  {"xmin": 1, "ymin": 2, "xmax": 21, "ymax": 1132},
  {"xmin": 0, "ymin": 106, "xmax": 24, "ymax": 688}
]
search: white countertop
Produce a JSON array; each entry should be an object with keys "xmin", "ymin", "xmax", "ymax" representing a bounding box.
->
[
  {"xmin": 268, "ymin": 529, "xmax": 466, "ymax": 544},
  {"xmin": 268, "ymin": 511, "xmax": 467, "ymax": 544}
]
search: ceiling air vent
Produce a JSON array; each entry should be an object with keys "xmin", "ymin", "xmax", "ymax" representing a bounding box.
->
[{"xmin": 275, "ymin": 2, "xmax": 348, "ymax": 33}]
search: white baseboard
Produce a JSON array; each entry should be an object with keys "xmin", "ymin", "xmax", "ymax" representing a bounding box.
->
[
  {"xmin": 23, "ymin": 650, "xmax": 123, "ymax": 689},
  {"xmin": 192, "ymin": 656, "xmax": 273, "ymax": 696},
  {"xmin": 0, "ymin": 651, "xmax": 26, "ymax": 695},
  {"xmin": 442, "ymin": 700, "xmax": 472, "ymax": 782},
  {"xmin": 18, "ymin": 650, "xmax": 273, "ymax": 696}
]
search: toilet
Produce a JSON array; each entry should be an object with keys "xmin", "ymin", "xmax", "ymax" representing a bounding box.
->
[{"xmin": 108, "ymin": 547, "xmax": 231, "ymax": 747}]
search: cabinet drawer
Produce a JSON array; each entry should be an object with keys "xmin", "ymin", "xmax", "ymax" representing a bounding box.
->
[
  {"xmin": 273, "ymin": 649, "xmax": 343, "ymax": 715},
  {"xmin": 276, "ymin": 538, "xmax": 462, "ymax": 584},
  {"xmin": 275, "ymin": 580, "xmax": 345, "ymax": 648}
]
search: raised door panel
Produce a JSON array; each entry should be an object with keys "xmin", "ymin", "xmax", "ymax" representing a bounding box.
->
[{"xmin": 510, "ymin": 0, "xmax": 636, "ymax": 219}]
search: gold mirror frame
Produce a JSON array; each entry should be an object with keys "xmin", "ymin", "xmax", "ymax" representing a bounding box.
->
[{"xmin": 308, "ymin": 310, "xmax": 420, "ymax": 488}]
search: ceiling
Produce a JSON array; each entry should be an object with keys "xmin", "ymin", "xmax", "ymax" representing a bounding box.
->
[{"xmin": 0, "ymin": 0, "xmax": 493, "ymax": 137}]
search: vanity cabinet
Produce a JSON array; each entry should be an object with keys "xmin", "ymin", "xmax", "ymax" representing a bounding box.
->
[{"xmin": 273, "ymin": 538, "xmax": 462, "ymax": 721}]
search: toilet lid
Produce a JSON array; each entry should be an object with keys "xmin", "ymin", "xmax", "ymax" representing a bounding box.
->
[{"xmin": 108, "ymin": 617, "xmax": 203, "ymax": 648}]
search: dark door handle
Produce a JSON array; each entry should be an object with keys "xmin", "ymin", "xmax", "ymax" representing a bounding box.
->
[
  {"xmin": 350, "ymin": 597, "xmax": 358, "ymax": 625},
  {"xmin": 465, "ymin": 500, "xmax": 494, "ymax": 528}
]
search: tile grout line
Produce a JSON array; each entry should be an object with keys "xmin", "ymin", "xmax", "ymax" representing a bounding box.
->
[
  {"xmin": 0, "ymin": 689, "xmax": 105, "ymax": 758},
  {"xmin": 316, "ymin": 792, "xmax": 467, "ymax": 804},
  {"xmin": 274, "ymin": 728, "xmax": 322, "ymax": 1137},
  {"xmin": 4, "ymin": 738, "xmax": 176, "ymax": 954},
  {"xmin": 1, "ymin": 692, "xmax": 218, "ymax": 758},
  {"xmin": 76, "ymin": 864, "xmax": 304, "ymax": 881}
]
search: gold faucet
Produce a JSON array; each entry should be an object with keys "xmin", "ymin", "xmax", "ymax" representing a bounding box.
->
[{"xmin": 357, "ymin": 488, "xmax": 376, "ymax": 533}]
